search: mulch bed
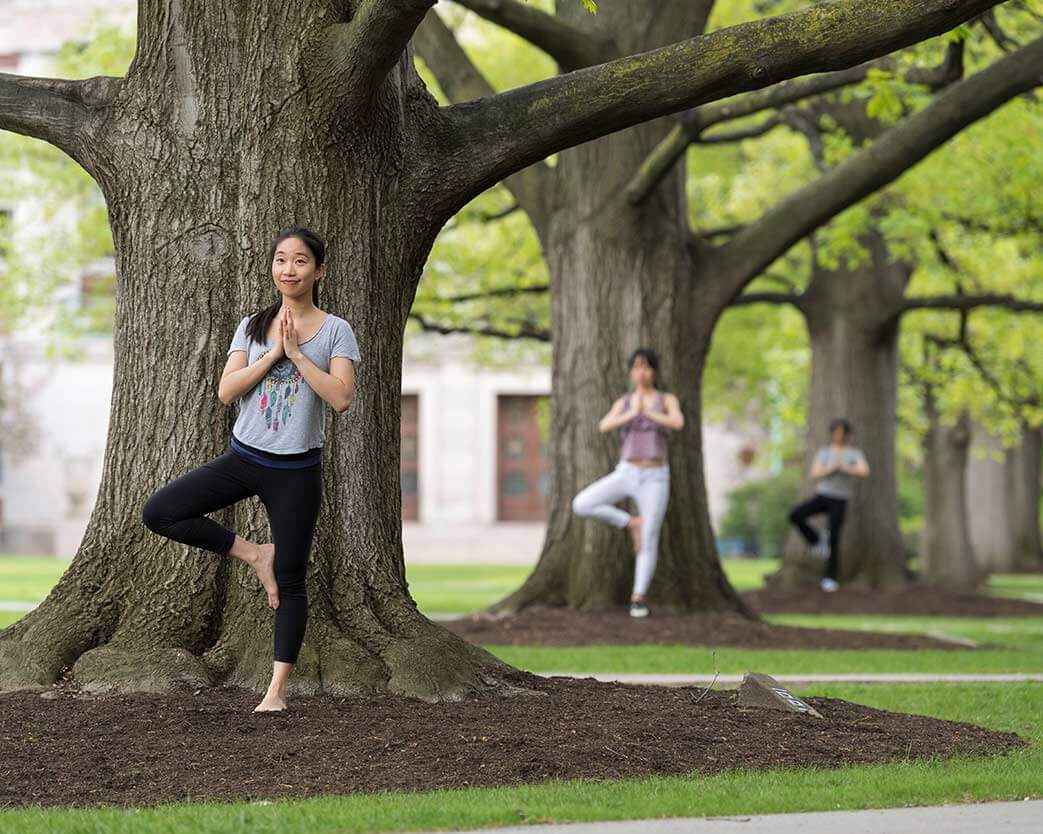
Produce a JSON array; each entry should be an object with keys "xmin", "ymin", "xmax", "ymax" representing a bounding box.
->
[
  {"xmin": 0, "ymin": 674, "xmax": 1023, "ymax": 809},
  {"xmin": 444, "ymin": 608, "xmax": 970, "ymax": 650},
  {"xmin": 743, "ymin": 587, "xmax": 1043, "ymax": 618}
]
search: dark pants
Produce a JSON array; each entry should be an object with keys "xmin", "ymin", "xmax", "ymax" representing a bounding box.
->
[
  {"xmin": 141, "ymin": 448, "xmax": 322, "ymax": 664},
  {"xmin": 788, "ymin": 493, "xmax": 847, "ymax": 581}
]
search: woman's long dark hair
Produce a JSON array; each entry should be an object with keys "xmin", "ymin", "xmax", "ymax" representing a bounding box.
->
[
  {"xmin": 628, "ymin": 347, "xmax": 662, "ymax": 389},
  {"xmin": 244, "ymin": 226, "xmax": 326, "ymax": 346}
]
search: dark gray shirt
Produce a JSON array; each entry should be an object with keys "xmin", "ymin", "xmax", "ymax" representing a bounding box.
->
[
  {"xmin": 813, "ymin": 445, "xmax": 868, "ymax": 500},
  {"xmin": 227, "ymin": 313, "xmax": 361, "ymax": 453}
]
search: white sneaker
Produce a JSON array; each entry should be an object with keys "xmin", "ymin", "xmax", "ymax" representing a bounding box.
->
[
  {"xmin": 812, "ymin": 530, "xmax": 830, "ymax": 559},
  {"xmin": 820, "ymin": 577, "xmax": 839, "ymax": 592}
]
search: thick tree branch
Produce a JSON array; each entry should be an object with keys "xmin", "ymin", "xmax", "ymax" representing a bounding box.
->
[
  {"xmin": 331, "ymin": 0, "xmax": 435, "ymax": 110},
  {"xmin": 413, "ymin": 10, "xmax": 551, "ymax": 229},
  {"xmin": 435, "ymin": 0, "xmax": 1003, "ymax": 216},
  {"xmin": 450, "ymin": 0, "xmax": 607, "ymax": 70},
  {"xmin": 408, "ymin": 312, "xmax": 550, "ymax": 341},
  {"xmin": 709, "ymin": 33, "xmax": 1043, "ymax": 312},
  {"xmin": 0, "ymin": 72, "xmax": 116, "ymax": 167}
]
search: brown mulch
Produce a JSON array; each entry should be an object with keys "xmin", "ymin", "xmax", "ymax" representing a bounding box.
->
[
  {"xmin": 0, "ymin": 675, "xmax": 1023, "ymax": 809},
  {"xmin": 444, "ymin": 608, "xmax": 970, "ymax": 650},
  {"xmin": 743, "ymin": 587, "xmax": 1043, "ymax": 618}
]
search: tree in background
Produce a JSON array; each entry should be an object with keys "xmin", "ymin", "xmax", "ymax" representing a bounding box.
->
[{"xmin": 417, "ymin": 0, "xmax": 1043, "ymax": 609}]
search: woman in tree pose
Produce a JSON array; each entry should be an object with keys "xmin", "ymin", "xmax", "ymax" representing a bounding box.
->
[
  {"xmin": 571, "ymin": 348, "xmax": 684, "ymax": 618},
  {"xmin": 142, "ymin": 226, "xmax": 361, "ymax": 712},
  {"xmin": 786, "ymin": 417, "xmax": 871, "ymax": 592}
]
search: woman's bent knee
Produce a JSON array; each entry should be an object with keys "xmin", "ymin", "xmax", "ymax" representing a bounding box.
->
[
  {"xmin": 141, "ymin": 494, "xmax": 168, "ymax": 534},
  {"xmin": 572, "ymin": 493, "xmax": 592, "ymax": 517}
]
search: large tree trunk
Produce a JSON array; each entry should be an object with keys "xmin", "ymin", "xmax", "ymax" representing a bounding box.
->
[
  {"xmin": 775, "ymin": 230, "xmax": 910, "ymax": 588},
  {"xmin": 1008, "ymin": 423, "xmax": 1043, "ymax": 571},
  {"xmin": 922, "ymin": 404, "xmax": 979, "ymax": 588},
  {"xmin": 492, "ymin": 1, "xmax": 747, "ymax": 616},
  {"xmin": 968, "ymin": 421, "xmax": 1043, "ymax": 573},
  {"xmin": 0, "ymin": 1, "xmax": 513, "ymax": 699}
]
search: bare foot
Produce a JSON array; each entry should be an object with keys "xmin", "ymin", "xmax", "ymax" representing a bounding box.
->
[
  {"xmin": 626, "ymin": 516, "xmax": 643, "ymax": 553},
  {"xmin": 251, "ymin": 543, "xmax": 280, "ymax": 609},
  {"xmin": 253, "ymin": 692, "xmax": 287, "ymax": 712}
]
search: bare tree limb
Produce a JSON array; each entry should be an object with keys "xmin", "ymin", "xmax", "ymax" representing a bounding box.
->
[
  {"xmin": 0, "ymin": 72, "xmax": 117, "ymax": 167},
  {"xmin": 941, "ymin": 210, "xmax": 1043, "ymax": 236},
  {"xmin": 408, "ymin": 312, "xmax": 550, "ymax": 341},
  {"xmin": 476, "ymin": 201, "xmax": 520, "ymax": 223},
  {"xmin": 421, "ymin": 284, "xmax": 549, "ymax": 303},
  {"xmin": 900, "ymin": 294, "xmax": 1043, "ymax": 316},
  {"xmin": 979, "ymin": 8, "xmax": 1022, "ymax": 52},
  {"xmin": 728, "ymin": 291, "xmax": 804, "ymax": 308},
  {"xmin": 328, "ymin": 0, "xmax": 435, "ymax": 111},
  {"xmin": 696, "ymin": 114, "xmax": 784, "ymax": 144},
  {"xmin": 432, "ymin": 0, "xmax": 1003, "ymax": 217},
  {"xmin": 413, "ymin": 10, "xmax": 551, "ymax": 229},
  {"xmin": 709, "ymin": 33, "xmax": 1043, "ymax": 313},
  {"xmin": 450, "ymin": 0, "xmax": 607, "ymax": 70}
]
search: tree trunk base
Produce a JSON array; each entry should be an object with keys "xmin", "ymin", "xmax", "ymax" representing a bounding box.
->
[{"xmin": 1, "ymin": 602, "xmax": 523, "ymax": 703}]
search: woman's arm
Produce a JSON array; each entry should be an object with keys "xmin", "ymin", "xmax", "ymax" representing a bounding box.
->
[
  {"xmin": 598, "ymin": 396, "xmax": 638, "ymax": 433},
  {"xmin": 291, "ymin": 353, "xmax": 355, "ymax": 413},
  {"xmin": 218, "ymin": 350, "xmax": 282, "ymax": 405},
  {"xmin": 642, "ymin": 393, "xmax": 685, "ymax": 431}
]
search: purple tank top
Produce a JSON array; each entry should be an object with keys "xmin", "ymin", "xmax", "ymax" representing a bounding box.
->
[{"xmin": 619, "ymin": 391, "xmax": 670, "ymax": 461}]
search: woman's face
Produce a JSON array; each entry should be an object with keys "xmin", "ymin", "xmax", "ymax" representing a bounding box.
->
[
  {"xmin": 272, "ymin": 236, "xmax": 323, "ymax": 299},
  {"xmin": 629, "ymin": 355, "xmax": 656, "ymax": 388},
  {"xmin": 831, "ymin": 425, "xmax": 848, "ymax": 444}
]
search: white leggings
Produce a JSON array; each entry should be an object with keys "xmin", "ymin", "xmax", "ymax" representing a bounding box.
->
[{"xmin": 571, "ymin": 461, "xmax": 671, "ymax": 597}]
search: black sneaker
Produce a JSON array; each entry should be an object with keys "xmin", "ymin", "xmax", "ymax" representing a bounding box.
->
[{"xmin": 629, "ymin": 601, "xmax": 650, "ymax": 618}]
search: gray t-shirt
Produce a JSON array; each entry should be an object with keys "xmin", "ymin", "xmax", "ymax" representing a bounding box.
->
[
  {"xmin": 226, "ymin": 312, "xmax": 361, "ymax": 453},
  {"xmin": 813, "ymin": 445, "xmax": 868, "ymax": 500}
]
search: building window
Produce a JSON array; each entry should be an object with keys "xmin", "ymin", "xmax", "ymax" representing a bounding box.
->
[
  {"xmin": 401, "ymin": 394, "xmax": 419, "ymax": 521},
  {"xmin": 496, "ymin": 395, "xmax": 550, "ymax": 521}
]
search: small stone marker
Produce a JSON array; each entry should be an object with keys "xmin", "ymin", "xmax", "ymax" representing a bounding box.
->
[{"xmin": 737, "ymin": 671, "xmax": 823, "ymax": 718}]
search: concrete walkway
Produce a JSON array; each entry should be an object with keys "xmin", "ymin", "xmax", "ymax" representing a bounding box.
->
[
  {"xmin": 412, "ymin": 800, "xmax": 1043, "ymax": 834},
  {"xmin": 538, "ymin": 672, "xmax": 1043, "ymax": 685}
]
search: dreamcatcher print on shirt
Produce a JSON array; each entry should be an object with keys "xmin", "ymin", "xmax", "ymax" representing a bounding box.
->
[{"xmin": 257, "ymin": 353, "xmax": 303, "ymax": 432}]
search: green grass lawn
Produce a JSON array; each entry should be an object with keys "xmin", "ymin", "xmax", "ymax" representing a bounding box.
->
[
  {"xmin": 2, "ymin": 555, "xmax": 1041, "ymax": 615},
  {"xmin": 0, "ymin": 682, "xmax": 1038, "ymax": 833}
]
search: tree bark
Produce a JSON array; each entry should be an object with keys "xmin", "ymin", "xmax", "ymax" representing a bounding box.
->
[
  {"xmin": 967, "ymin": 421, "xmax": 1043, "ymax": 573},
  {"xmin": 490, "ymin": 1, "xmax": 748, "ymax": 616},
  {"xmin": 922, "ymin": 405, "xmax": 980, "ymax": 589},
  {"xmin": 775, "ymin": 230, "xmax": 911, "ymax": 588},
  {"xmin": 1009, "ymin": 423, "xmax": 1043, "ymax": 571}
]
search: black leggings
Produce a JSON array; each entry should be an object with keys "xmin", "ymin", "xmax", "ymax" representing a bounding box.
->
[
  {"xmin": 141, "ymin": 448, "xmax": 322, "ymax": 664},
  {"xmin": 788, "ymin": 493, "xmax": 847, "ymax": 581}
]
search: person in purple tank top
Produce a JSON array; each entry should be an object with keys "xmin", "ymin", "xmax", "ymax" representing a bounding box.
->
[{"xmin": 571, "ymin": 348, "xmax": 685, "ymax": 618}]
